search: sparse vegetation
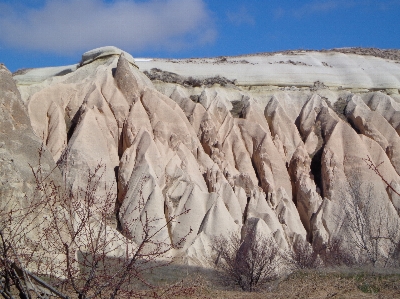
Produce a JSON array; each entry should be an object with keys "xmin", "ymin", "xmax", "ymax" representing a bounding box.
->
[
  {"xmin": 322, "ymin": 61, "xmax": 332, "ymax": 67},
  {"xmin": 143, "ymin": 68, "xmax": 236, "ymax": 87},
  {"xmin": 310, "ymin": 80, "xmax": 327, "ymax": 91},
  {"xmin": 211, "ymin": 233, "xmax": 282, "ymax": 292},
  {"xmin": 338, "ymin": 165, "xmax": 400, "ymax": 268},
  {"xmin": 326, "ymin": 97, "xmax": 348, "ymax": 122},
  {"xmin": 230, "ymin": 100, "xmax": 244, "ymax": 118},
  {"xmin": 236, "ymin": 47, "xmax": 400, "ymax": 61},
  {"xmin": 276, "ymin": 60, "xmax": 311, "ymax": 66},
  {"xmin": 287, "ymin": 238, "xmax": 321, "ymax": 270},
  {"xmin": 173, "ymin": 269, "xmax": 400, "ymax": 298},
  {"xmin": 0, "ymin": 146, "xmax": 192, "ymax": 299},
  {"xmin": 11, "ymin": 68, "xmax": 34, "ymax": 76}
]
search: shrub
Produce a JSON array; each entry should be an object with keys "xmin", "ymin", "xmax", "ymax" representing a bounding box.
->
[{"xmin": 212, "ymin": 233, "xmax": 281, "ymax": 292}]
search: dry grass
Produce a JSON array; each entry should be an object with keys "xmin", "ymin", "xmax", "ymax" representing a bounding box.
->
[
  {"xmin": 5, "ymin": 268, "xmax": 400, "ymax": 298},
  {"xmin": 175, "ymin": 270, "xmax": 400, "ymax": 299}
]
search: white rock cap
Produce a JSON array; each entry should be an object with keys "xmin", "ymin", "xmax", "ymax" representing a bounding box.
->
[{"xmin": 80, "ymin": 46, "xmax": 138, "ymax": 67}]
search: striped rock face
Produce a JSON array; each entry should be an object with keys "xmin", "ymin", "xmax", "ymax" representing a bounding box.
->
[{"xmin": 11, "ymin": 47, "xmax": 400, "ymax": 266}]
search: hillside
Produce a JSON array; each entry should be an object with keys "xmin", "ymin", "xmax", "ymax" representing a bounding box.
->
[{"xmin": 2, "ymin": 46, "xmax": 400, "ymax": 295}]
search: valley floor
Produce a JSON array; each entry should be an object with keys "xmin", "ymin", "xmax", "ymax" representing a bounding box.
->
[{"xmin": 179, "ymin": 270, "xmax": 400, "ymax": 299}]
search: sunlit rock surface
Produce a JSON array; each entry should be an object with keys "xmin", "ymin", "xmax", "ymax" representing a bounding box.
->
[{"xmin": 9, "ymin": 46, "xmax": 400, "ymax": 265}]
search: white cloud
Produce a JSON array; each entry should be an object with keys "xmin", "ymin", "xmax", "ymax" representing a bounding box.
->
[{"xmin": 0, "ymin": 0, "xmax": 216, "ymax": 54}]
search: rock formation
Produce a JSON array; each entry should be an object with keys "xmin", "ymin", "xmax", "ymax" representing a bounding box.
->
[
  {"xmin": 3, "ymin": 46, "xmax": 400, "ymax": 267},
  {"xmin": 0, "ymin": 62, "xmax": 135, "ymax": 281},
  {"xmin": 0, "ymin": 63, "xmax": 61, "ymax": 213}
]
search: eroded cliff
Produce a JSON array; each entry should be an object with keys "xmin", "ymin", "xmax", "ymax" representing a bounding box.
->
[{"xmin": 7, "ymin": 46, "xmax": 400, "ymax": 266}]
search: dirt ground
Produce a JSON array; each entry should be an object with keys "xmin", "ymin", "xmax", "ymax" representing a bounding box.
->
[{"xmin": 178, "ymin": 270, "xmax": 400, "ymax": 299}]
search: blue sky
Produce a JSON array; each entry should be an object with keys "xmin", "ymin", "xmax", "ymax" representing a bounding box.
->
[{"xmin": 1, "ymin": 0, "xmax": 400, "ymax": 72}]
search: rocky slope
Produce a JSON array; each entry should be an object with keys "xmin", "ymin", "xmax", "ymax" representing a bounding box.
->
[
  {"xmin": 0, "ymin": 62, "xmax": 61, "ymax": 233},
  {"xmin": 5, "ymin": 46, "xmax": 400, "ymax": 266},
  {"xmin": 0, "ymin": 59, "xmax": 137, "ymax": 281}
]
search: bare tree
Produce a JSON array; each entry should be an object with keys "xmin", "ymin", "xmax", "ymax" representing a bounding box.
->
[
  {"xmin": 0, "ymin": 147, "xmax": 192, "ymax": 299},
  {"xmin": 362, "ymin": 156, "xmax": 400, "ymax": 266},
  {"xmin": 316, "ymin": 237, "xmax": 356, "ymax": 267},
  {"xmin": 212, "ymin": 232, "xmax": 281, "ymax": 292},
  {"xmin": 287, "ymin": 237, "xmax": 321, "ymax": 270},
  {"xmin": 0, "ymin": 147, "xmax": 65, "ymax": 299},
  {"xmin": 338, "ymin": 163, "xmax": 400, "ymax": 268}
]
